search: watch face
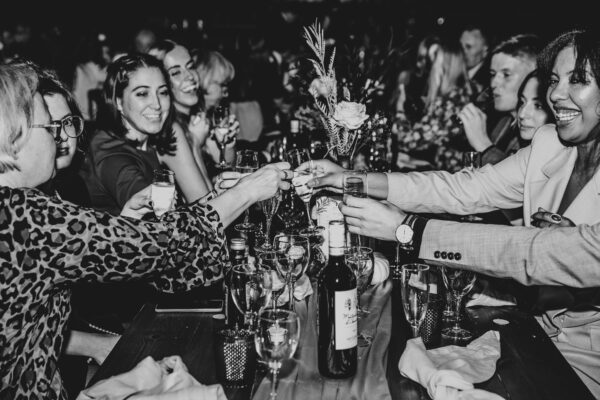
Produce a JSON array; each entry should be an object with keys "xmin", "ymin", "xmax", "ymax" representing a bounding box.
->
[{"xmin": 396, "ymin": 225, "xmax": 414, "ymax": 244}]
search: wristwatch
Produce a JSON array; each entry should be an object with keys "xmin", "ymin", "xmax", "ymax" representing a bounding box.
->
[{"xmin": 395, "ymin": 214, "xmax": 416, "ymax": 249}]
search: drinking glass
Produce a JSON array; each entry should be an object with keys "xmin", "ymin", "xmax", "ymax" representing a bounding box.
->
[
  {"xmin": 258, "ymin": 252, "xmax": 286, "ymax": 308},
  {"xmin": 400, "ymin": 263, "xmax": 431, "ymax": 338},
  {"xmin": 440, "ymin": 266, "xmax": 477, "ymax": 344},
  {"xmin": 210, "ymin": 105, "xmax": 233, "ymax": 170},
  {"xmin": 256, "ymin": 190, "xmax": 282, "ymax": 253},
  {"xmin": 345, "ymin": 246, "xmax": 375, "ymax": 347},
  {"xmin": 287, "ymin": 149, "xmax": 321, "ymax": 236},
  {"xmin": 272, "ymin": 234, "xmax": 310, "ymax": 311},
  {"xmin": 234, "ymin": 150, "xmax": 260, "ymax": 233},
  {"xmin": 276, "ymin": 188, "xmax": 305, "ymax": 234},
  {"xmin": 229, "ymin": 264, "xmax": 273, "ymax": 329},
  {"xmin": 151, "ymin": 169, "xmax": 176, "ymax": 218},
  {"xmin": 462, "ymin": 151, "xmax": 482, "ymax": 171},
  {"xmin": 255, "ymin": 309, "xmax": 300, "ymax": 400},
  {"xmin": 342, "ymin": 170, "xmax": 368, "ymax": 247}
]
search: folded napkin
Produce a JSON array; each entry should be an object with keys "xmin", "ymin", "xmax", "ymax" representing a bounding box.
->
[
  {"xmin": 78, "ymin": 355, "xmax": 227, "ymax": 400},
  {"xmin": 273, "ymin": 272, "xmax": 313, "ymax": 307},
  {"xmin": 371, "ymin": 251, "xmax": 390, "ymax": 285},
  {"xmin": 466, "ymin": 279, "xmax": 516, "ymax": 308},
  {"xmin": 398, "ymin": 331, "xmax": 503, "ymax": 400}
]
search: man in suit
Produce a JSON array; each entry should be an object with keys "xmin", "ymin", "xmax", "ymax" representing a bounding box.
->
[
  {"xmin": 459, "ymin": 34, "xmax": 542, "ymax": 165},
  {"xmin": 460, "ymin": 25, "xmax": 490, "ymax": 94}
]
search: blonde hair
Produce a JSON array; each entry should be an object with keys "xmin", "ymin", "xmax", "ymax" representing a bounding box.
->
[
  {"xmin": 196, "ymin": 51, "xmax": 235, "ymax": 91},
  {"xmin": 0, "ymin": 62, "xmax": 39, "ymax": 172},
  {"xmin": 424, "ymin": 42, "xmax": 472, "ymax": 111}
]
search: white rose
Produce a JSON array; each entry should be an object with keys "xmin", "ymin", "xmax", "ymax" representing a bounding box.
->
[{"xmin": 332, "ymin": 101, "xmax": 369, "ymax": 130}]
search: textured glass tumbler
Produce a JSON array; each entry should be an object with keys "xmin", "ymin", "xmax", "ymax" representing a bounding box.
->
[
  {"xmin": 214, "ymin": 328, "xmax": 257, "ymax": 388},
  {"xmin": 418, "ymin": 295, "xmax": 443, "ymax": 348}
]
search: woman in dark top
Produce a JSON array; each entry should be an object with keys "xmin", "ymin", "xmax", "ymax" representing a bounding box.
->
[{"xmin": 0, "ymin": 61, "xmax": 291, "ymax": 399}]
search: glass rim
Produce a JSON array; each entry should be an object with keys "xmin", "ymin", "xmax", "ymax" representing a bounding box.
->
[
  {"xmin": 401, "ymin": 263, "xmax": 429, "ymax": 271},
  {"xmin": 153, "ymin": 168, "xmax": 175, "ymax": 176},
  {"xmin": 258, "ymin": 307, "xmax": 298, "ymax": 323}
]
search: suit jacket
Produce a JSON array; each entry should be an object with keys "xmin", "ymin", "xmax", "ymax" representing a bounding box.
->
[{"xmin": 387, "ymin": 124, "xmax": 600, "ymax": 285}]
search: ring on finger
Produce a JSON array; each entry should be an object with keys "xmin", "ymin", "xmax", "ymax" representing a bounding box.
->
[{"xmin": 550, "ymin": 213, "xmax": 562, "ymax": 223}]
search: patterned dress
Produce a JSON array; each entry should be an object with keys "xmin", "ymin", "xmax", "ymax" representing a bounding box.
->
[
  {"xmin": 396, "ymin": 87, "xmax": 473, "ymax": 172},
  {"xmin": 0, "ymin": 187, "xmax": 227, "ymax": 399}
]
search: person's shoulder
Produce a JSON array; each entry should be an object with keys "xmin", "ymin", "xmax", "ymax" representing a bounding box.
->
[{"xmin": 530, "ymin": 124, "xmax": 559, "ymax": 145}]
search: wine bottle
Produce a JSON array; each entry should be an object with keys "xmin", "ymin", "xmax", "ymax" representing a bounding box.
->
[{"xmin": 317, "ymin": 220, "xmax": 358, "ymax": 379}]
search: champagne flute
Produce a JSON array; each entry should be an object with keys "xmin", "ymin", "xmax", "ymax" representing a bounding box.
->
[
  {"xmin": 256, "ymin": 190, "xmax": 282, "ymax": 253},
  {"xmin": 460, "ymin": 152, "xmax": 483, "ymax": 222},
  {"xmin": 342, "ymin": 170, "xmax": 368, "ymax": 247},
  {"xmin": 255, "ymin": 309, "xmax": 300, "ymax": 400},
  {"xmin": 273, "ymin": 234, "xmax": 310, "ymax": 311},
  {"xmin": 229, "ymin": 264, "xmax": 273, "ymax": 329},
  {"xmin": 400, "ymin": 263, "xmax": 431, "ymax": 338},
  {"xmin": 287, "ymin": 149, "xmax": 320, "ymax": 236},
  {"xmin": 345, "ymin": 246, "xmax": 375, "ymax": 347},
  {"xmin": 234, "ymin": 150, "xmax": 260, "ymax": 233},
  {"xmin": 151, "ymin": 169, "xmax": 176, "ymax": 218},
  {"xmin": 210, "ymin": 105, "xmax": 233, "ymax": 170},
  {"xmin": 440, "ymin": 267, "xmax": 477, "ymax": 344}
]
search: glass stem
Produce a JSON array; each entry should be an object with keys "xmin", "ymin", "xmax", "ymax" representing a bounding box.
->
[
  {"xmin": 219, "ymin": 143, "xmax": 226, "ymax": 166},
  {"xmin": 269, "ymin": 367, "xmax": 280, "ymax": 400},
  {"xmin": 411, "ymin": 324, "xmax": 419, "ymax": 338},
  {"xmin": 304, "ymin": 202, "xmax": 314, "ymax": 228},
  {"xmin": 243, "ymin": 209, "xmax": 250, "ymax": 225},
  {"xmin": 288, "ymin": 277, "xmax": 296, "ymax": 312},
  {"xmin": 454, "ymin": 293, "xmax": 463, "ymax": 329},
  {"xmin": 265, "ymin": 217, "xmax": 273, "ymax": 246}
]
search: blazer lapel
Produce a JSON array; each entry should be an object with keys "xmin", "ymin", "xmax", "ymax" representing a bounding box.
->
[
  {"xmin": 528, "ymin": 148, "xmax": 576, "ymax": 219},
  {"xmin": 563, "ymin": 166, "xmax": 600, "ymax": 224}
]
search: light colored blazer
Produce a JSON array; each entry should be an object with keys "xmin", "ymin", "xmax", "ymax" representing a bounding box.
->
[{"xmin": 387, "ymin": 124, "xmax": 600, "ymax": 227}]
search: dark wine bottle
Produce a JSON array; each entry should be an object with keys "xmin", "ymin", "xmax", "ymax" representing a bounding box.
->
[{"xmin": 317, "ymin": 220, "xmax": 358, "ymax": 379}]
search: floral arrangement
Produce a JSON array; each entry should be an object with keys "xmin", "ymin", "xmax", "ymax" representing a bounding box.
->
[{"xmin": 303, "ymin": 21, "xmax": 371, "ymax": 164}]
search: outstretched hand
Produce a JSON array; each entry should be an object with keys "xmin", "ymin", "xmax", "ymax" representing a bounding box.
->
[
  {"xmin": 296, "ymin": 159, "xmax": 346, "ymax": 192},
  {"xmin": 339, "ymin": 196, "xmax": 406, "ymax": 241}
]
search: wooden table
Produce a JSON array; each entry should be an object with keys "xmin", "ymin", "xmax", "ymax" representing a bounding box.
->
[{"xmin": 89, "ymin": 279, "xmax": 595, "ymax": 400}]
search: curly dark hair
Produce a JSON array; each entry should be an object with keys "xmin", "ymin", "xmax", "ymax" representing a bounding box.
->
[
  {"xmin": 537, "ymin": 29, "xmax": 600, "ymax": 92},
  {"xmin": 96, "ymin": 53, "xmax": 176, "ymax": 155}
]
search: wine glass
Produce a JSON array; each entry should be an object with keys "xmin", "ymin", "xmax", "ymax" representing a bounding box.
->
[
  {"xmin": 273, "ymin": 234, "xmax": 310, "ymax": 311},
  {"xmin": 256, "ymin": 190, "xmax": 282, "ymax": 253},
  {"xmin": 345, "ymin": 246, "xmax": 375, "ymax": 347},
  {"xmin": 287, "ymin": 149, "xmax": 320, "ymax": 236},
  {"xmin": 210, "ymin": 105, "xmax": 233, "ymax": 170},
  {"xmin": 234, "ymin": 150, "xmax": 260, "ymax": 233},
  {"xmin": 151, "ymin": 169, "xmax": 176, "ymax": 218},
  {"xmin": 258, "ymin": 252, "xmax": 286, "ymax": 308},
  {"xmin": 276, "ymin": 188, "xmax": 305, "ymax": 234},
  {"xmin": 229, "ymin": 264, "xmax": 273, "ymax": 329},
  {"xmin": 342, "ymin": 170, "xmax": 368, "ymax": 247},
  {"xmin": 255, "ymin": 309, "xmax": 300, "ymax": 400},
  {"xmin": 400, "ymin": 263, "xmax": 431, "ymax": 338},
  {"xmin": 440, "ymin": 267, "xmax": 477, "ymax": 344},
  {"xmin": 460, "ymin": 152, "xmax": 483, "ymax": 222}
]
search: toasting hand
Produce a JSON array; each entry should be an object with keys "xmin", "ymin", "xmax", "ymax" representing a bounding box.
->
[{"xmin": 339, "ymin": 196, "xmax": 406, "ymax": 241}]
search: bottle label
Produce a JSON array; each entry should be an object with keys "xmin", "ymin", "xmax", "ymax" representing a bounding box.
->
[{"xmin": 334, "ymin": 289, "xmax": 358, "ymax": 350}]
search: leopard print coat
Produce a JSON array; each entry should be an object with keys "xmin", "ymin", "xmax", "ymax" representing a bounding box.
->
[{"xmin": 0, "ymin": 186, "xmax": 227, "ymax": 399}]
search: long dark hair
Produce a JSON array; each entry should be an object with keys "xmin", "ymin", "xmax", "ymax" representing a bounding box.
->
[
  {"xmin": 538, "ymin": 29, "xmax": 600, "ymax": 93},
  {"xmin": 516, "ymin": 69, "xmax": 554, "ymax": 123},
  {"xmin": 97, "ymin": 53, "xmax": 176, "ymax": 155}
]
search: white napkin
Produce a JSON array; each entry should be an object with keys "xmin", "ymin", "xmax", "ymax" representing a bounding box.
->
[
  {"xmin": 398, "ymin": 331, "xmax": 503, "ymax": 400},
  {"xmin": 466, "ymin": 280, "xmax": 516, "ymax": 308},
  {"xmin": 370, "ymin": 251, "xmax": 390, "ymax": 285},
  {"xmin": 78, "ymin": 355, "xmax": 227, "ymax": 400}
]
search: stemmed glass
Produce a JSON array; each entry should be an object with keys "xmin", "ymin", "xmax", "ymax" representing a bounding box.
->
[
  {"xmin": 461, "ymin": 152, "xmax": 483, "ymax": 222},
  {"xmin": 273, "ymin": 234, "xmax": 310, "ymax": 311},
  {"xmin": 256, "ymin": 190, "xmax": 282, "ymax": 253},
  {"xmin": 342, "ymin": 170, "xmax": 368, "ymax": 247},
  {"xmin": 440, "ymin": 267, "xmax": 477, "ymax": 344},
  {"xmin": 234, "ymin": 150, "xmax": 260, "ymax": 233},
  {"xmin": 400, "ymin": 263, "xmax": 432, "ymax": 338},
  {"xmin": 258, "ymin": 252, "xmax": 286, "ymax": 308},
  {"xmin": 229, "ymin": 264, "xmax": 273, "ymax": 329},
  {"xmin": 255, "ymin": 309, "xmax": 300, "ymax": 400},
  {"xmin": 345, "ymin": 246, "xmax": 375, "ymax": 347},
  {"xmin": 286, "ymin": 149, "xmax": 321, "ymax": 236},
  {"xmin": 210, "ymin": 105, "xmax": 233, "ymax": 170}
]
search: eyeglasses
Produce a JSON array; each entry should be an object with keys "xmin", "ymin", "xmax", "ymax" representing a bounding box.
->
[
  {"xmin": 54, "ymin": 115, "xmax": 84, "ymax": 139},
  {"xmin": 30, "ymin": 122, "xmax": 62, "ymax": 143},
  {"xmin": 31, "ymin": 115, "xmax": 84, "ymax": 144}
]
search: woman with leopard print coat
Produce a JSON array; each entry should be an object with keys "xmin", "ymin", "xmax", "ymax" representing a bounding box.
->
[{"xmin": 0, "ymin": 62, "xmax": 291, "ymax": 399}]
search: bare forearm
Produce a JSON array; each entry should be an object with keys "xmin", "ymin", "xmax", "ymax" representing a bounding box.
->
[{"xmin": 208, "ymin": 182, "xmax": 254, "ymax": 227}]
